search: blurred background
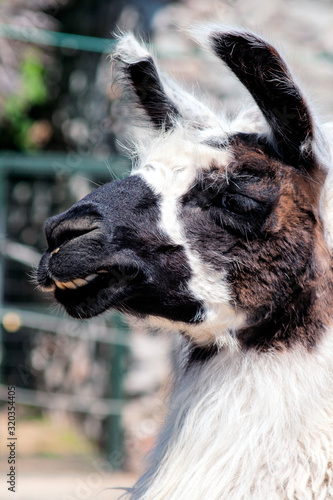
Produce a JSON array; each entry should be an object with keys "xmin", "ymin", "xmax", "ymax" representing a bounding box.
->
[{"xmin": 0, "ymin": 0, "xmax": 332, "ymax": 499}]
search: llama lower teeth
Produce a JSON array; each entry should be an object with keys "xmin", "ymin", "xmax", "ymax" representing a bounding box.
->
[
  {"xmin": 85, "ymin": 273, "xmax": 98, "ymax": 282},
  {"xmin": 73, "ymin": 278, "xmax": 88, "ymax": 287},
  {"xmin": 55, "ymin": 280, "xmax": 77, "ymax": 290},
  {"xmin": 63, "ymin": 281, "xmax": 77, "ymax": 290},
  {"xmin": 54, "ymin": 274, "xmax": 98, "ymax": 290},
  {"xmin": 55, "ymin": 280, "xmax": 66, "ymax": 290}
]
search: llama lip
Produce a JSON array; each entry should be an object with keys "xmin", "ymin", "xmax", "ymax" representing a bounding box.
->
[
  {"xmin": 40, "ymin": 271, "xmax": 107, "ymax": 292},
  {"xmin": 50, "ymin": 264, "xmax": 136, "ymax": 295},
  {"xmin": 54, "ymin": 273, "xmax": 99, "ymax": 290},
  {"xmin": 52, "ymin": 264, "xmax": 142, "ymax": 319}
]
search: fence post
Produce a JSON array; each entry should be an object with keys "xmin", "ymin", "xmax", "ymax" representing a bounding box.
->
[
  {"xmin": 0, "ymin": 166, "xmax": 7, "ymax": 384},
  {"xmin": 107, "ymin": 313, "xmax": 129, "ymax": 469}
]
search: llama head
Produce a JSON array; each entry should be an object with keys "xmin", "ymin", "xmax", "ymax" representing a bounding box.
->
[{"xmin": 37, "ymin": 28, "xmax": 333, "ymax": 351}]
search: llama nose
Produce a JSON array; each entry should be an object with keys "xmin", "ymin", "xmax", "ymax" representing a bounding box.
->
[{"xmin": 44, "ymin": 210, "xmax": 100, "ymax": 251}]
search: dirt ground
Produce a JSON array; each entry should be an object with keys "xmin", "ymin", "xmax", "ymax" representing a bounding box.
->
[{"xmin": 1, "ymin": 457, "xmax": 137, "ymax": 500}]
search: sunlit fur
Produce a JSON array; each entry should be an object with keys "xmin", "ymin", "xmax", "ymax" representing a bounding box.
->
[
  {"xmin": 135, "ymin": 127, "xmax": 246, "ymax": 348},
  {"xmin": 114, "ymin": 29, "xmax": 333, "ymax": 499},
  {"xmin": 131, "ymin": 333, "xmax": 333, "ymax": 500}
]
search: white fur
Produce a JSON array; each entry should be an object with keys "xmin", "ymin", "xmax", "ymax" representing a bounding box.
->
[
  {"xmin": 130, "ymin": 330, "xmax": 333, "ymax": 499},
  {"xmin": 114, "ymin": 33, "xmax": 151, "ymax": 66},
  {"xmin": 134, "ymin": 127, "xmax": 246, "ymax": 348},
  {"xmin": 114, "ymin": 33, "xmax": 220, "ymax": 130},
  {"xmin": 189, "ymin": 23, "xmax": 265, "ymax": 53},
  {"xmin": 120, "ymin": 51, "xmax": 271, "ymax": 345}
]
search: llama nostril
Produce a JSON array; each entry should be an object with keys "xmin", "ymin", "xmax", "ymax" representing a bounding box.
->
[
  {"xmin": 50, "ymin": 225, "xmax": 99, "ymax": 251},
  {"xmin": 45, "ymin": 213, "xmax": 101, "ymax": 251},
  {"xmin": 44, "ymin": 203, "xmax": 103, "ymax": 251}
]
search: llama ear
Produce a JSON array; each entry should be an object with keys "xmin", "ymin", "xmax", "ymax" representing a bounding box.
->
[
  {"xmin": 206, "ymin": 29, "xmax": 314, "ymax": 168},
  {"xmin": 113, "ymin": 34, "xmax": 180, "ymax": 130},
  {"xmin": 113, "ymin": 34, "xmax": 218, "ymax": 131}
]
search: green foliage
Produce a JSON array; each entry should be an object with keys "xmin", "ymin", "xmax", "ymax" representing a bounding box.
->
[{"xmin": 2, "ymin": 52, "xmax": 49, "ymax": 151}]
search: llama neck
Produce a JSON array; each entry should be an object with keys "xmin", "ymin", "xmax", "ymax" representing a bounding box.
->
[
  {"xmin": 132, "ymin": 330, "xmax": 333, "ymax": 500},
  {"xmin": 238, "ymin": 254, "xmax": 333, "ymax": 351}
]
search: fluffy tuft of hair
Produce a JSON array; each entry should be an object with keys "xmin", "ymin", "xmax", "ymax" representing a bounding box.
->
[
  {"xmin": 113, "ymin": 32, "xmax": 152, "ymax": 66},
  {"xmin": 127, "ymin": 331, "xmax": 333, "ymax": 500}
]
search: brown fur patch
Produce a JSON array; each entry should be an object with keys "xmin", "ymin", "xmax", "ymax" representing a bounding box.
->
[{"xmin": 181, "ymin": 138, "xmax": 333, "ymax": 350}]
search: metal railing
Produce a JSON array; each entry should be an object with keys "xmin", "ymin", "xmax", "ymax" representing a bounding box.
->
[
  {"xmin": 0, "ymin": 152, "xmax": 131, "ymax": 466},
  {"xmin": 0, "ymin": 22, "xmax": 116, "ymax": 53}
]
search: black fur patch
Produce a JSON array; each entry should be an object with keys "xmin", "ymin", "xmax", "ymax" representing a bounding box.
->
[
  {"xmin": 181, "ymin": 138, "xmax": 332, "ymax": 351},
  {"xmin": 238, "ymin": 285, "xmax": 318, "ymax": 350},
  {"xmin": 126, "ymin": 58, "xmax": 179, "ymax": 130},
  {"xmin": 210, "ymin": 31, "xmax": 314, "ymax": 169},
  {"xmin": 187, "ymin": 343, "xmax": 219, "ymax": 365},
  {"xmin": 38, "ymin": 175, "xmax": 203, "ymax": 323}
]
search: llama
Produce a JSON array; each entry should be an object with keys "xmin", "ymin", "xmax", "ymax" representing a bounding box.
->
[{"xmin": 37, "ymin": 27, "xmax": 333, "ymax": 499}]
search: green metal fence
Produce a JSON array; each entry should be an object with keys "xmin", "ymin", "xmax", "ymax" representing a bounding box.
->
[
  {"xmin": 0, "ymin": 17, "xmax": 135, "ymax": 466},
  {"xmin": 0, "ymin": 152, "xmax": 131, "ymax": 467}
]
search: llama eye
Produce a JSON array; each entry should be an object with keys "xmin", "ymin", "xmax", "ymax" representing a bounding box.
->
[{"xmin": 220, "ymin": 193, "xmax": 261, "ymax": 215}]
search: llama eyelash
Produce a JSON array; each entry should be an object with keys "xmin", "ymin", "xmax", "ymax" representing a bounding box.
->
[{"xmin": 36, "ymin": 26, "xmax": 333, "ymax": 500}]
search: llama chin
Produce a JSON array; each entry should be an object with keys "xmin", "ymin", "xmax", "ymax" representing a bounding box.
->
[{"xmin": 37, "ymin": 26, "xmax": 333, "ymax": 499}]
